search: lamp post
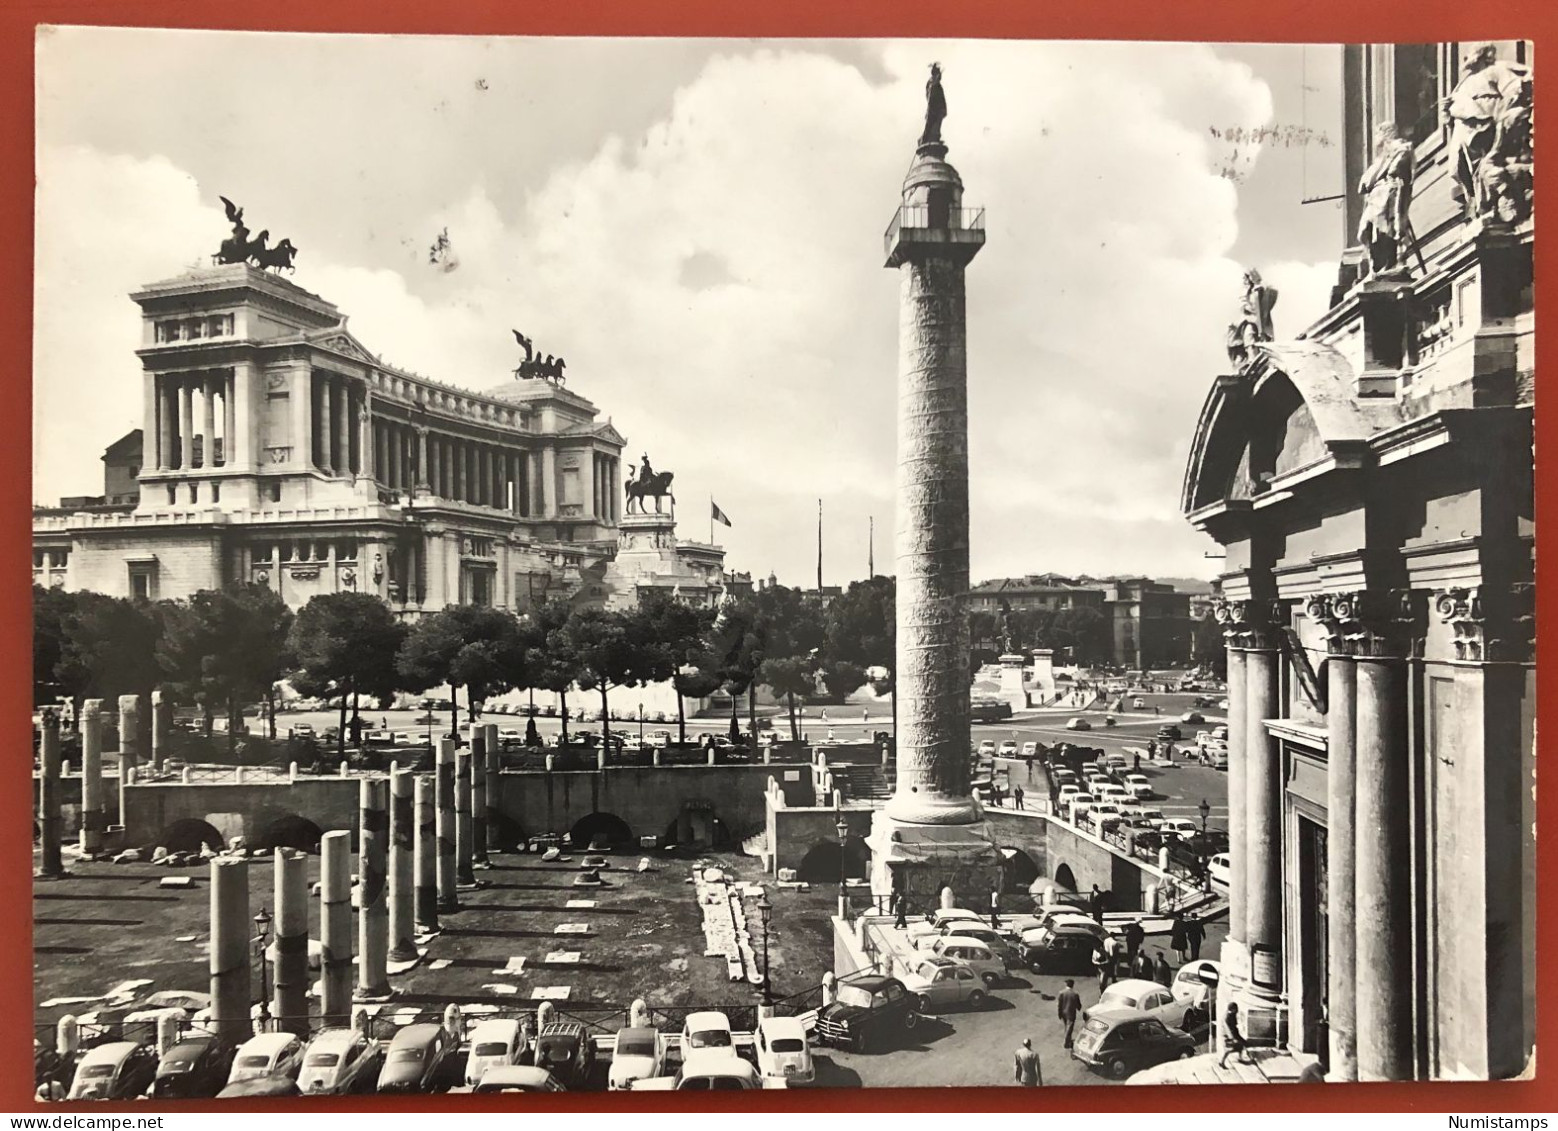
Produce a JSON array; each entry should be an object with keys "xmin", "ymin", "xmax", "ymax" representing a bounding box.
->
[
  {"xmin": 1198, "ymin": 797, "xmax": 1211, "ymax": 892},
  {"xmin": 638, "ymin": 702, "xmax": 644, "ymax": 746},
  {"xmin": 834, "ymin": 798, "xmax": 850, "ymax": 921},
  {"xmin": 757, "ymin": 892, "xmax": 774, "ymax": 1007},
  {"xmin": 253, "ymin": 907, "xmax": 272, "ymax": 1032}
]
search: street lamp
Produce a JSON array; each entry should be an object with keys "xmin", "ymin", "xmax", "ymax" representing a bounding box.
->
[
  {"xmin": 253, "ymin": 907, "xmax": 272, "ymax": 1032},
  {"xmin": 756, "ymin": 892, "xmax": 774, "ymax": 1007},
  {"xmin": 1198, "ymin": 797, "xmax": 1211, "ymax": 892},
  {"xmin": 638, "ymin": 702, "xmax": 645, "ymax": 746},
  {"xmin": 834, "ymin": 797, "xmax": 850, "ymax": 921}
]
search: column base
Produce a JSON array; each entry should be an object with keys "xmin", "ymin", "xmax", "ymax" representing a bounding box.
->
[
  {"xmin": 1216, "ymin": 938, "xmax": 1289, "ymax": 1051},
  {"xmin": 353, "ymin": 986, "xmax": 394, "ymax": 1003},
  {"xmin": 866, "ymin": 809, "xmax": 1003, "ymax": 910}
]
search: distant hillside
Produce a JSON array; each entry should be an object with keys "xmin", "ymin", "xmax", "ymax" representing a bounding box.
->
[{"xmin": 1161, "ymin": 577, "xmax": 1216, "ymax": 595}]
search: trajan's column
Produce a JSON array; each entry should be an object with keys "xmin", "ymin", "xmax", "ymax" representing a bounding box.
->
[{"xmin": 868, "ymin": 64, "xmax": 1002, "ymax": 905}]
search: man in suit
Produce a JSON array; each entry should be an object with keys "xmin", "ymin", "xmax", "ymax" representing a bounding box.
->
[
  {"xmin": 1057, "ymin": 978, "xmax": 1084, "ymax": 1049},
  {"xmin": 1014, "ymin": 1037, "xmax": 1043, "ymax": 1086}
]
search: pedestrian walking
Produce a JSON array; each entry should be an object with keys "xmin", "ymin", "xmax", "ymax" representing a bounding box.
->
[
  {"xmin": 1154, "ymin": 950, "xmax": 1173, "ymax": 986},
  {"xmin": 1014, "ymin": 1038, "xmax": 1043, "ymax": 1086},
  {"xmin": 893, "ymin": 890, "xmax": 908, "ymax": 930},
  {"xmin": 1013, "ymin": 785, "xmax": 1025, "ymax": 810},
  {"xmin": 1170, "ymin": 915, "xmax": 1189, "ymax": 963},
  {"xmin": 1124, "ymin": 919, "xmax": 1146, "ymax": 971},
  {"xmin": 1093, "ymin": 941, "xmax": 1113, "ymax": 991},
  {"xmin": 821, "ymin": 708, "xmax": 828, "ymax": 724},
  {"xmin": 1137, "ymin": 950, "xmax": 1155, "ymax": 980},
  {"xmin": 1057, "ymin": 978, "xmax": 1084, "ymax": 1049},
  {"xmin": 1133, "ymin": 752, "xmax": 1142, "ymax": 771},
  {"xmin": 1088, "ymin": 884, "xmax": 1105, "ymax": 923},
  {"xmin": 1217, "ymin": 1002, "xmax": 1251, "ymax": 1068},
  {"xmin": 1185, "ymin": 913, "xmax": 1206, "ymax": 960},
  {"xmin": 862, "ymin": 708, "xmax": 869, "ymax": 723},
  {"xmin": 1155, "ymin": 705, "xmax": 1162, "ymax": 715}
]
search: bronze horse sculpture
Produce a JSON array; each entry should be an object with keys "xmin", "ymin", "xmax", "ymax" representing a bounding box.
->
[{"xmin": 624, "ymin": 467, "xmax": 675, "ymax": 513}]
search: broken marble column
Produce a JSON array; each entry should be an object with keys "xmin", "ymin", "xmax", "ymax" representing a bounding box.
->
[
  {"xmin": 150, "ymin": 689, "xmax": 167, "ymax": 773},
  {"xmin": 273, "ymin": 847, "xmax": 309, "ymax": 1034},
  {"xmin": 414, "ymin": 774, "xmax": 439, "ymax": 933},
  {"xmin": 79, "ymin": 699, "xmax": 105, "ymax": 856},
  {"xmin": 37, "ymin": 709, "xmax": 64, "ymax": 879},
  {"xmin": 436, "ymin": 738, "xmax": 458, "ymax": 911},
  {"xmin": 469, "ymin": 727, "xmax": 488, "ymax": 867},
  {"xmin": 388, "ymin": 767, "xmax": 417, "ymax": 961},
  {"xmin": 484, "ymin": 722, "xmax": 501, "ymax": 854},
  {"xmin": 208, "ymin": 857, "xmax": 250, "ymax": 1044},
  {"xmin": 320, "ymin": 830, "xmax": 353, "ymax": 1025},
  {"xmin": 455, "ymin": 746, "xmax": 475, "ymax": 886},
  {"xmin": 357, "ymin": 777, "xmax": 390, "ymax": 999},
  {"xmin": 117, "ymin": 694, "xmax": 140, "ymax": 828}
]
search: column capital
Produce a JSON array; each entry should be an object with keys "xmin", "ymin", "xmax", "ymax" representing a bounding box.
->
[
  {"xmin": 1315, "ymin": 588, "xmax": 1426, "ymax": 659},
  {"xmin": 1213, "ymin": 596, "xmax": 1284, "ymax": 649},
  {"xmin": 1433, "ymin": 583, "xmax": 1534, "ymax": 663}
]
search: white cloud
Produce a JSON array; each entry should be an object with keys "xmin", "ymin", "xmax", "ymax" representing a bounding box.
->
[{"xmin": 34, "ymin": 38, "xmax": 1309, "ymax": 583}]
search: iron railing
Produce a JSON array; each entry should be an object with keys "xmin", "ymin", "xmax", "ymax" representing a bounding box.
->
[{"xmin": 884, "ymin": 204, "xmax": 985, "ymax": 257}]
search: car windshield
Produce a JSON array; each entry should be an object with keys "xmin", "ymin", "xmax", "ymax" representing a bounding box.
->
[
  {"xmin": 304, "ymin": 1053, "xmax": 340, "ymax": 1068},
  {"xmin": 834, "ymin": 985, "xmax": 876, "ymax": 1009},
  {"xmin": 770, "ymin": 1038, "xmax": 805, "ymax": 1053},
  {"xmin": 689, "ymin": 1029, "xmax": 732, "ymax": 1048},
  {"xmin": 236, "ymin": 1055, "xmax": 271, "ymax": 1068},
  {"xmin": 472, "ymin": 1042, "xmax": 509, "ymax": 1057},
  {"xmin": 616, "ymin": 1035, "xmax": 655, "ymax": 1057}
]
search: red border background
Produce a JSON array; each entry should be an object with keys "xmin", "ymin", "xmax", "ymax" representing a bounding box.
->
[{"xmin": 1, "ymin": 0, "xmax": 1551, "ymax": 1114}]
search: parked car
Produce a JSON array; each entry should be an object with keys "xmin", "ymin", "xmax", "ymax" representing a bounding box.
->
[
  {"xmin": 899, "ymin": 955, "xmax": 988, "ymax": 1012},
  {"xmin": 1161, "ymin": 818, "xmax": 1200, "ymax": 840},
  {"xmin": 216, "ymin": 1075, "xmax": 301, "ymax": 1098},
  {"xmin": 377, "ymin": 1024, "xmax": 455, "ymax": 1094},
  {"xmin": 298, "ymin": 1028, "xmax": 382, "ymax": 1095},
  {"xmin": 1089, "ymin": 803, "xmax": 1125, "ymax": 834},
  {"xmin": 151, "ymin": 1035, "xmax": 234, "ymax": 1098},
  {"xmin": 937, "ymin": 922, "xmax": 1019, "ymax": 968},
  {"xmin": 1123, "ymin": 773, "xmax": 1154, "ymax": 800},
  {"xmin": 607, "ymin": 1025, "xmax": 666, "ymax": 1091},
  {"xmin": 1066, "ymin": 793, "xmax": 1097, "ymax": 822},
  {"xmin": 1207, "ymin": 749, "xmax": 1229, "ymax": 771},
  {"xmin": 924, "ymin": 935, "xmax": 1006, "ymax": 985},
  {"xmin": 463, "ymin": 1019, "xmax": 525, "ymax": 1088},
  {"xmin": 473, "ymin": 1066, "xmax": 565, "ymax": 1093},
  {"xmin": 1057, "ymin": 784, "xmax": 1081, "ymax": 806},
  {"xmin": 667, "ymin": 1053, "xmax": 763, "ymax": 1091},
  {"xmin": 678, "ymin": 1011, "xmax": 736, "ymax": 1059},
  {"xmin": 754, "ymin": 1015, "xmax": 814, "ymax": 1083},
  {"xmin": 815, "ymin": 974, "xmax": 920, "ymax": 1052},
  {"xmin": 1018, "ymin": 910, "xmax": 1110, "ymax": 945},
  {"xmin": 977, "ymin": 740, "xmax": 997, "ymax": 755},
  {"xmin": 533, "ymin": 1021, "xmax": 596, "ymax": 1088},
  {"xmin": 290, "ymin": 723, "xmax": 316, "ymax": 739},
  {"xmin": 1087, "ymin": 978, "xmax": 1199, "ymax": 1030},
  {"xmin": 1156, "ymin": 724, "xmax": 1182, "ymax": 741},
  {"xmin": 1208, "ymin": 852, "xmax": 1231, "ymax": 887},
  {"xmin": 1180, "ymin": 711, "xmax": 1206, "ymax": 724},
  {"xmin": 997, "ymin": 740, "xmax": 1019, "ymax": 757},
  {"xmin": 1071, "ymin": 1010, "xmax": 1197, "ymax": 1079},
  {"xmin": 1021, "ymin": 924, "xmax": 1105, "ymax": 974},
  {"xmin": 228, "ymin": 1033, "xmax": 305, "ymax": 1087},
  {"xmin": 1131, "ymin": 697, "xmax": 1146, "ymax": 709},
  {"xmin": 1020, "ymin": 741, "xmax": 1040, "ymax": 759},
  {"xmin": 647, "ymin": 730, "xmax": 672, "ymax": 748},
  {"xmin": 69, "ymin": 1042, "xmax": 159, "ymax": 1100},
  {"xmin": 1066, "ymin": 718, "xmax": 1092, "ymax": 731},
  {"xmin": 1171, "ymin": 959, "xmax": 1222, "ymax": 1026}
]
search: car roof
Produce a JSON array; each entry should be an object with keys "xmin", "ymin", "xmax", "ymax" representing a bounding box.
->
[
  {"xmin": 305, "ymin": 1029, "xmax": 362, "ymax": 1053},
  {"xmin": 758, "ymin": 1016, "xmax": 806, "ymax": 1037},
  {"xmin": 238, "ymin": 1032, "xmax": 300, "ymax": 1055},
  {"xmin": 470, "ymin": 1018, "xmax": 522, "ymax": 1039},
  {"xmin": 683, "ymin": 1011, "xmax": 731, "ymax": 1030},
  {"xmin": 917, "ymin": 954, "xmax": 959, "ymax": 967},
  {"xmin": 480, "ymin": 1066, "xmax": 555, "ymax": 1085},
  {"xmin": 79, "ymin": 1041, "xmax": 140, "ymax": 1065},
  {"xmin": 937, "ymin": 935, "xmax": 993, "ymax": 951},
  {"xmin": 1104, "ymin": 979, "xmax": 1167, "ymax": 997},
  {"xmin": 615, "ymin": 1026, "xmax": 658, "ymax": 1042},
  {"xmin": 1086, "ymin": 1005, "xmax": 1167, "ymax": 1028},
  {"xmin": 839, "ymin": 973, "xmax": 898, "ymax": 990},
  {"xmin": 682, "ymin": 1052, "xmax": 758, "ymax": 1076},
  {"xmin": 389, "ymin": 1023, "xmax": 445, "ymax": 1045}
]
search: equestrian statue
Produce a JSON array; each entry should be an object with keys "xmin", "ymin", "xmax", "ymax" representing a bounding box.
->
[{"xmin": 624, "ymin": 453, "xmax": 675, "ymax": 514}]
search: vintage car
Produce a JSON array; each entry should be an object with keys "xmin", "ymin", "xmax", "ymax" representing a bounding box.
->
[
  {"xmin": 533, "ymin": 1021, "xmax": 596, "ymax": 1088},
  {"xmin": 473, "ymin": 1066, "xmax": 566, "ymax": 1093},
  {"xmin": 1066, "ymin": 718, "xmax": 1092, "ymax": 731},
  {"xmin": 815, "ymin": 974, "xmax": 919, "ymax": 1053},
  {"xmin": 1087, "ymin": 978, "xmax": 1200, "ymax": 1030},
  {"xmin": 1021, "ymin": 923, "xmax": 1106, "ymax": 974},
  {"xmin": 753, "ymin": 1016, "xmax": 814, "ymax": 1083},
  {"xmin": 678, "ymin": 1012, "xmax": 737, "ymax": 1059},
  {"xmin": 923, "ymin": 935, "xmax": 1008, "ymax": 986},
  {"xmin": 898, "ymin": 955, "xmax": 988, "ymax": 1013},
  {"xmin": 1071, "ymin": 1009, "xmax": 1197, "ymax": 1079},
  {"xmin": 936, "ymin": 922, "xmax": 1019, "ymax": 968},
  {"xmin": 463, "ymin": 1019, "xmax": 526, "ymax": 1088},
  {"xmin": 377, "ymin": 1024, "xmax": 455, "ymax": 1094},
  {"xmin": 68, "ymin": 1041, "xmax": 159, "ymax": 1100},
  {"xmin": 150, "ymin": 1035, "xmax": 234, "ymax": 1098},
  {"xmin": 227, "ymin": 1033, "xmax": 305, "ymax": 1087},
  {"xmin": 607, "ymin": 1025, "xmax": 666, "ymax": 1091},
  {"xmin": 298, "ymin": 1028, "xmax": 383, "ymax": 1095}
]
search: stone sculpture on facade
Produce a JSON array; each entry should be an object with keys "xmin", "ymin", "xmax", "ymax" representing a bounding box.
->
[
  {"xmin": 1445, "ymin": 44, "xmax": 1533, "ymax": 223},
  {"xmin": 215, "ymin": 196, "xmax": 300, "ymax": 272},
  {"xmin": 624, "ymin": 453, "xmax": 675, "ymax": 514},
  {"xmin": 1356, "ymin": 122, "xmax": 1416, "ymax": 279},
  {"xmin": 921, "ymin": 63, "xmax": 947, "ymax": 148},
  {"xmin": 997, "ymin": 598, "xmax": 1020, "ymax": 655},
  {"xmin": 511, "ymin": 330, "xmax": 568, "ymax": 384},
  {"xmin": 1226, "ymin": 268, "xmax": 1278, "ymax": 372}
]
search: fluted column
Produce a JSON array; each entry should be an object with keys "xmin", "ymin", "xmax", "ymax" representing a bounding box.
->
[
  {"xmin": 319, "ymin": 830, "xmax": 352, "ymax": 1025},
  {"xmin": 318, "ymin": 375, "xmax": 334, "ymax": 474},
  {"xmin": 273, "ymin": 848, "xmax": 309, "ymax": 1034},
  {"xmin": 1223, "ymin": 644, "xmax": 1248, "ymax": 941},
  {"xmin": 436, "ymin": 738, "xmax": 458, "ymax": 911},
  {"xmin": 117, "ymin": 694, "xmax": 140, "ymax": 828},
  {"xmin": 416, "ymin": 427, "xmax": 429, "ymax": 492},
  {"xmin": 1326, "ymin": 642, "xmax": 1359, "ymax": 1081},
  {"xmin": 470, "ymin": 727, "xmax": 488, "ymax": 866},
  {"xmin": 79, "ymin": 699, "xmax": 105, "ymax": 855},
  {"xmin": 156, "ymin": 377, "xmax": 173, "ymax": 471},
  {"xmin": 199, "ymin": 375, "xmax": 215, "ymax": 469},
  {"xmin": 222, "ymin": 373, "xmax": 236, "ymax": 465},
  {"xmin": 414, "ymin": 775, "xmax": 439, "ymax": 932},
  {"xmin": 208, "ymin": 857, "xmax": 250, "ymax": 1043},
  {"xmin": 1244, "ymin": 628, "xmax": 1281, "ymax": 960},
  {"xmin": 179, "ymin": 380, "xmax": 194, "ymax": 470},
  {"xmin": 37, "ymin": 709, "xmax": 64, "ymax": 879},
  {"xmin": 388, "ymin": 767, "xmax": 416, "ymax": 961},
  {"xmin": 335, "ymin": 378, "xmax": 350, "ymax": 476},
  {"xmin": 356, "ymin": 777, "xmax": 390, "ymax": 999},
  {"xmin": 456, "ymin": 746, "xmax": 475, "ymax": 884}
]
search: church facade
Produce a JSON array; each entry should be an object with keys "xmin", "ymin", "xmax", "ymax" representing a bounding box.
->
[
  {"xmin": 1182, "ymin": 42, "xmax": 1533, "ymax": 1081},
  {"xmin": 34, "ymin": 262, "xmax": 726, "ymax": 615}
]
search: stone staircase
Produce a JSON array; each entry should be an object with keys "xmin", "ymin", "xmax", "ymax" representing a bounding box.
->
[{"xmin": 832, "ymin": 762, "xmax": 893, "ymax": 803}]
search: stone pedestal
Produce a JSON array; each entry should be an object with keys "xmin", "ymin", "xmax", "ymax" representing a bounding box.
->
[
  {"xmin": 995, "ymin": 654, "xmax": 1027, "ymax": 710},
  {"xmin": 1029, "ymin": 649, "xmax": 1055, "ymax": 695},
  {"xmin": 866, "ymin": 810, "xmax": 1003, "ymax": 910}
]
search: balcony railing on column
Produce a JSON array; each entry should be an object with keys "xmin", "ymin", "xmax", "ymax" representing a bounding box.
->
[{"xmin": 883, "ymin": 205, "xmax": 986, "ymax": 258}]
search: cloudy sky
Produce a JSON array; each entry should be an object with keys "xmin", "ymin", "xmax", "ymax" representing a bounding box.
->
[{"xmin": 33, "ymin": 30, "xmax": 1346, "ymax": 586}]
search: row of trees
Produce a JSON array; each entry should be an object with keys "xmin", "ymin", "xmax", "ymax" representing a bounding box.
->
[{"xmin": 32, "ymin": 574, "xmax": 902, "ymax": 759}]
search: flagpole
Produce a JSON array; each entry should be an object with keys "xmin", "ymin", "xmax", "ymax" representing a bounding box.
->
[
  {"xmin": 710, "ymin": 494, "xmax": 714, "ymax": 545},
  {"xmin": 817, "ymin": 498, "xmax": 823, "ymax": 593}
]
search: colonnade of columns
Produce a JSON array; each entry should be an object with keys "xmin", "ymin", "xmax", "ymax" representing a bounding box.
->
[
  {"xmin": 310, "ymin": 372, "xmax": 368, "ymax": 477},
  {"xmin": 373, "ymin": 422, "xmax": 538, "ymax": 516},
  {"xmin": 1217, "ymin": 592, "xmax": 1417, "ymax": 1084},
  {"xmin": 154, "ymin": 371, "xmax": 236, "ymax": 471},
  {"xmin": 593, "ymin": 452, "xmax": 621, "ymax": 522}
]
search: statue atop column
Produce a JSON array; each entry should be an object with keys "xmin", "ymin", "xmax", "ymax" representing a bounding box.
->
[
  {"xmin": 1356, "ymin": 122, "xmax": 1415, "ymax": 279},
  {"xmin": 1444, "ymin": 43, "xmax": 1534, "ymax": 224},
  {"xmin": 1225, "ymin": 268, "xmax": 1278, "ymax": 372},
  {"xmin": 920, "ymin": 63, "xmax": 947, "ymax": 148}
]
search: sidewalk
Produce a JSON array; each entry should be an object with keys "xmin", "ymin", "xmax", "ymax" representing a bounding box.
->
[{"xmin": 1131, "ymin": 1046, "xmax": 1323, "ymax": 1085}]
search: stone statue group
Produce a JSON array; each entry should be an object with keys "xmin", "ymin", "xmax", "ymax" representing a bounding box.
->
[
  {"xmin": 511, "ymin": 331, "xmax": 567, "ymax": 385},
  {"xmin": 215, "ymin": 197, "xmax": 299, "ymax": 272}
]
